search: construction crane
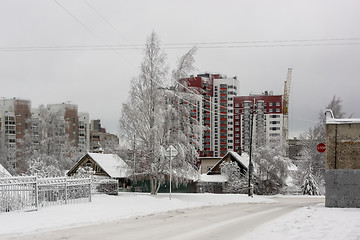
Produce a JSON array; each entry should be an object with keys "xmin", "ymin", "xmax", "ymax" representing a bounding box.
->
[{"xmin": 282, "ymin": 68, "xmax": 292, "ymax": 147}]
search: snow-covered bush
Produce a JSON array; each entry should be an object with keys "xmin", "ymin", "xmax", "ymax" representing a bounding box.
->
[
  {"xmin": 254, "ymin": 178, "xmax": 281, "ymax": 195},
  {"xmin": 26, "ymin": 153, "xmax": 63, "ymax": 177},
  {"xmin": 0, "ymin": 192, "xmax": 24, "ymax": 212},
  {"xmin": 92, "ymin": 178, "xmax": 119, "ymax": 195}
]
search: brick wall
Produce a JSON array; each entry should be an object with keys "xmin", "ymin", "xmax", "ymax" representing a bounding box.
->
[
  {"xmin": 326, "ymin": 122, "xmax": 360, "ymax": 208},
  {"xmin": 326, "ymin": 123, "xmax": 360, "ymax": 170}
]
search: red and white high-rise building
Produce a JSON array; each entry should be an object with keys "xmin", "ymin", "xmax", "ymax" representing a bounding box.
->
[
  {"xmin": 179, "ymin": 73, "xmax": 239, "ymax": 157},
  {"xmin": 233, "ymin": 92, "xmax": 283, "ymax": 154},
  {"xmin": 179, "ymin": 74, "xmax": 284, "ymax": 158}
]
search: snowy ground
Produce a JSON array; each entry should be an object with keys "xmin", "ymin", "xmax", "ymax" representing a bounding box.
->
[
  {"xmin": 0, "ymin": 193, "xmax": 359, "ymax": 239},
  {"xmin": 0, "ymin": 193, "xmax": 275, "ymax": 237},
  {"xmin": 244, "ymin": 195, "xmax": 360, "ymax": 240}
]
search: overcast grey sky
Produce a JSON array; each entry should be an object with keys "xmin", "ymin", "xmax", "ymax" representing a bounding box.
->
[{"xmin": 1, "ymin": 0, "xmax": 360, "ymax": 137}]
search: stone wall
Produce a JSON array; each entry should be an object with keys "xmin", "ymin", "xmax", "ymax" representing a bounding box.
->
[{"xmin": 325, "ymin": 169, "xmax": 360, "ymax": 208}]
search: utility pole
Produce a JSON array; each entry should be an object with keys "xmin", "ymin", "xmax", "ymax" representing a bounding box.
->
[
  {"xmin": 248, "ymin": 98, "xmax": 255, "ymax": 197},
  {"xmin": 133, "ymin": 134, "xmax": 136, "ymax": 180}
]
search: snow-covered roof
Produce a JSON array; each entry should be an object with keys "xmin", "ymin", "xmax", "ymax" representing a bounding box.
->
[
  {"xmin": 227, "ymin": 151, "xmax": 249, "ymax": 169},
  {"xmin": 87, "ymin": 153, "xmax": 132, "ymax": 178},
  {"xmin": 207, "ymin": 151, "xmax": 249, "ymax": 175},
  {"xmin": 0, "ymin": 164, "xmax": 12, "ymax": 178},
  {"xmin": 326, "ymin": 109, "xmax": 360, "ymax": 124},
  {"xmin": 326, "ymin": 118, "xmax": 360, "ymax": 124},
  {"xmin": 198, "ymin": 174, "xmax": 228, "ymax": 183}
]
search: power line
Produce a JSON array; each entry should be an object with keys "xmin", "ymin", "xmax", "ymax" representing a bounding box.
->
[
  {"xmin": 83, "ymin": 0, "xmax": 129, "ymax": 43},
  {"xmin": 1, "ymin": 38, "xmax": 360, "ymax": 52},
  {"xmin": 54, "ymin": 0, "xmax": 104, "ymax": 43},
  {"xmin": 52, "ymin": 0, "xmax": 217, "ymax": 115},
  {"xmin": 53, "ymin": 0, "xmax": 131, "ymax": 66}
]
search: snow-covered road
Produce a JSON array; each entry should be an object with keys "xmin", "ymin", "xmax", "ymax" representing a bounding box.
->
[{"xmin": 3, "ymin": 197, "xmax": 323, "ymax": 240}]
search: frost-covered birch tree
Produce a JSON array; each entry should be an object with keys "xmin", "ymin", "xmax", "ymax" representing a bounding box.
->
[
  {"xmin": 119, "ymin": 32, "xmax": 199, "ymax": 195},
  {"xmin": 120, "ymin": 31, "xmax": 168, "ymax": 194}
]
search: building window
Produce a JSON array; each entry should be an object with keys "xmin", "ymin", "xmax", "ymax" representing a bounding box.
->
[{"xmin": 270, "ymin": 133, "xmax": 280, "ymax": 137}]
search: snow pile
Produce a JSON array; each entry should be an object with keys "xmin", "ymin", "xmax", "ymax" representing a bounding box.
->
[{"xmin": 0, "ymin": 193, "xmax": 274, "ymax": 237}]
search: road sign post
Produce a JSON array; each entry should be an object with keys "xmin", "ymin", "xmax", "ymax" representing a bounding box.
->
[{"xmin": 165, "ymin": 145, "xmax": 178, "ymax": 200}]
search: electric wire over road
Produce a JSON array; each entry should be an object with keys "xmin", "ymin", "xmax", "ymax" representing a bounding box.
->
[{"xmin": 1, "ymin": 37, "xmax": 360, "ymax": 52}]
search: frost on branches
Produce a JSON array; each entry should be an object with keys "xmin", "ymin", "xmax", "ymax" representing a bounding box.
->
[
  {"xmin": 119, "ymin": 31, "xmax": 199, "ymax": 195},
  {"xmin": 298, "ymin": 96, "xmax": 346, "ymax": 192},
  {"xmin": 252, "ymin": 137, "xmax": 290, "ymax": 195},
  {"xmin": 221, "ymin": 161, "xmax": 247, "ymax": 194}
]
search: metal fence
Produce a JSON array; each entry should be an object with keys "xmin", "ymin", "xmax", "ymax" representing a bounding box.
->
[{"xmin": 0, "ymin": 176, "xmax": 91, "ymax": 213}]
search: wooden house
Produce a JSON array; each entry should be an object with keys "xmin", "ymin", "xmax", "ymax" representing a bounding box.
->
[
  {"xmin": 196, "ymin": 152, "xmax": 249, "ymax": 193},
  {"xmin": 67, "ymin": 153, "xmax": 132, "ymax": 188},
  {"xmin": 207, "ymin": 151, "xmax": 249, "ymax": 175}
]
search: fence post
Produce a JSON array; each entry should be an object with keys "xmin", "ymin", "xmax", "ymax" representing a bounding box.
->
[
  {"xmin": 65, "ymin": 177, "xmax": 68, "ymax": 205},
  {"xmin": 35, "ymin": 176, "xmax": 39, "ymax": 211}
]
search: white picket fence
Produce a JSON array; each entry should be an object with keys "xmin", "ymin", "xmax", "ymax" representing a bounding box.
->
[{"xmin": 0, "ymin": 176, "xmax": 91, "ymax": 213}]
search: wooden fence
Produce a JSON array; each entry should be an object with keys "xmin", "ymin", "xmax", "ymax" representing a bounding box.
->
[{"xmin": 0, "ymin": 176, "xmax": 91, "ymax": 213}]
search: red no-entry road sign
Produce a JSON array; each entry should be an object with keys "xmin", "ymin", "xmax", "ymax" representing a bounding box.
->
[{"xmin": 317, "ymin": 143, "xmax": 326, "ymax": 152}]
